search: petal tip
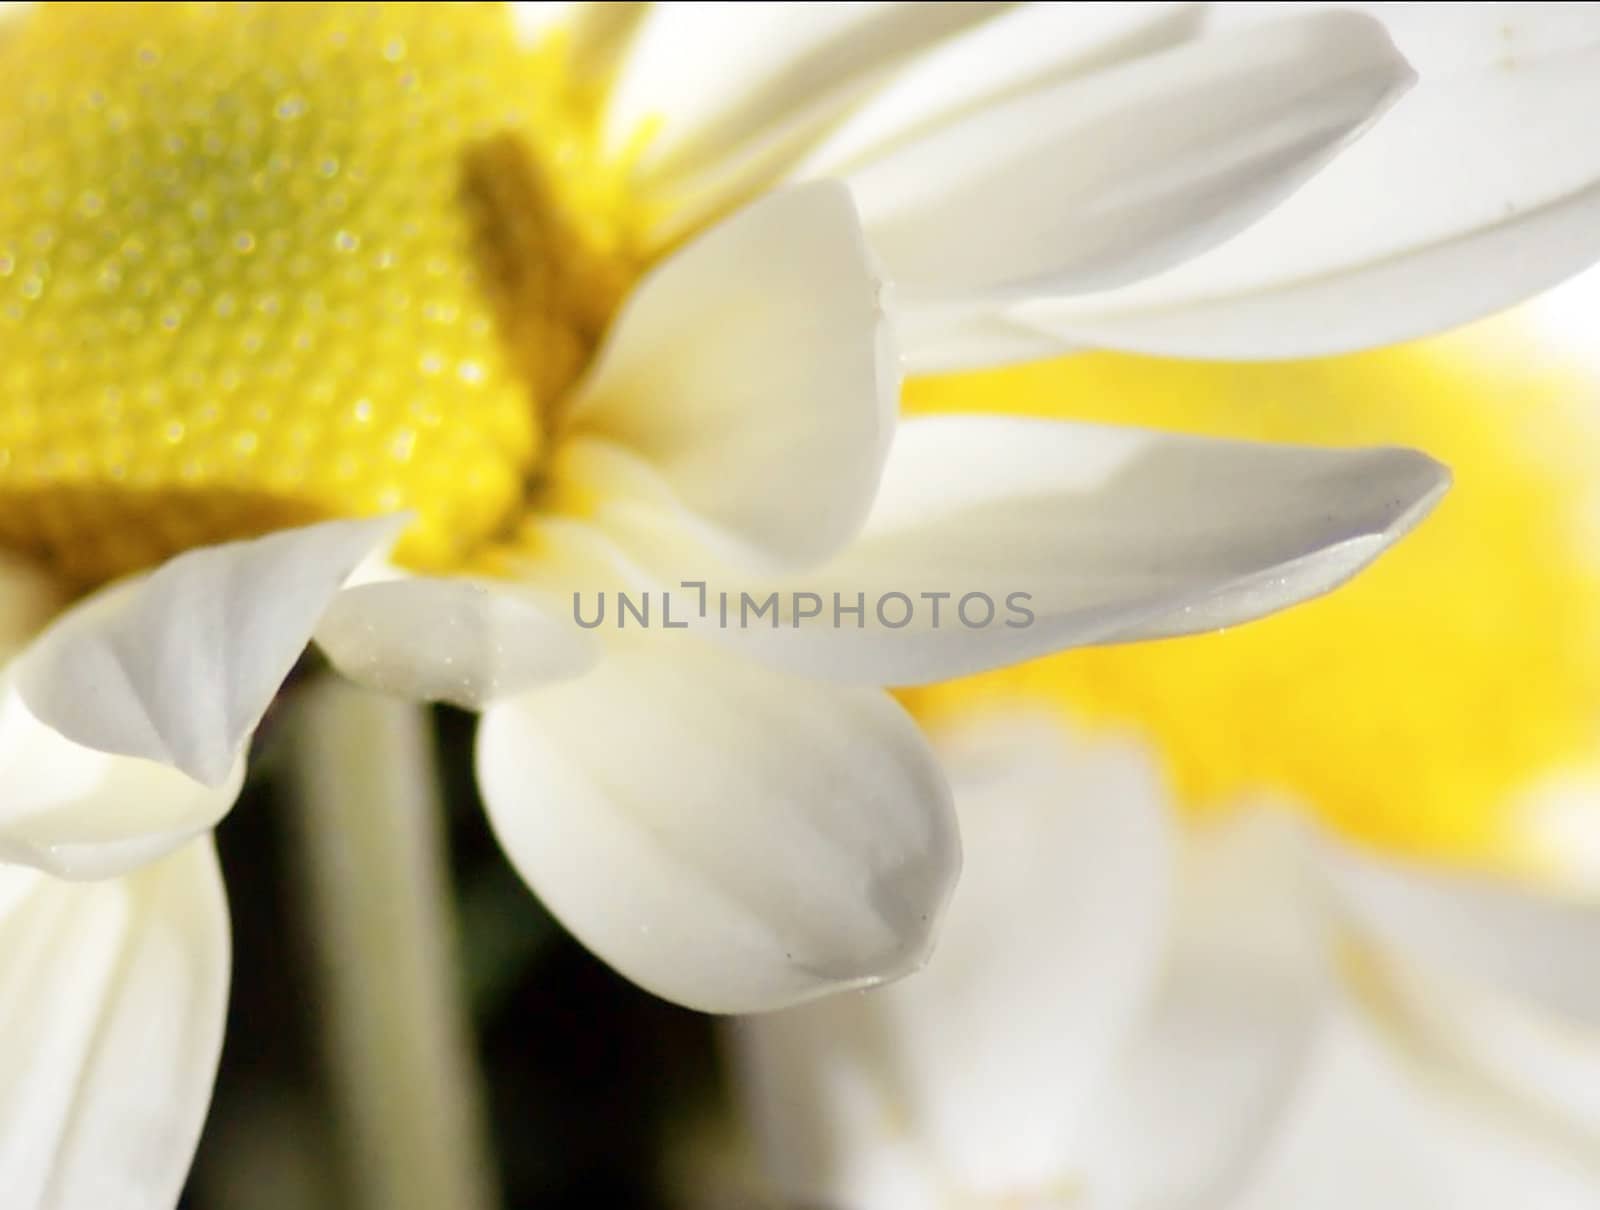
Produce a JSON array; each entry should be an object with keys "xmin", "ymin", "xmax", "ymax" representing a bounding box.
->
[{"xmin": 1377, "ymin": 446, "xmax": 1452, "ymax": 542}]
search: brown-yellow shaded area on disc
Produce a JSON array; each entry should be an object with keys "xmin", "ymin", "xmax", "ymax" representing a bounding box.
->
[
  {"xmin": 900, "ymin": 333, "xmax": 1600, "ymax": 874},
  {"xmin": 0, "ymin": 2, "xmax": 636, "ymax": 585}
]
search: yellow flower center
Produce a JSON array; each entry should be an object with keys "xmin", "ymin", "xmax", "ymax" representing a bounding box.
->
[
  {"xmin": 901, "ymin": 332, "xmax": 1600, "ymax": 876},
  {"xmin": 0, "ymin": 1, "xmax": 636, "ymax": 585}
]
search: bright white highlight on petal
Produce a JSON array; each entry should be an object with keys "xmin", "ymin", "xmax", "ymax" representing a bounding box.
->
[
  {"xmin": 737, "ymin": 414, "xmax": 1448, "ymax": 686},
  {"xmin": 315, "ymin": 577, "xmax": 598, "ymax": 709},
  {"xmin": 568, "ymin": 182, "xmax": 895, "ymax": 571},
  {"xmin": 15, "ymin": 516, "xmax": 404, "ymax": 788},
  {"xmin": 476, "ymin": 635, "xmax": 958, "ymax": 1014},
  {"xmin": 0, "ymin": 840, "xmax": 229, "ymax": 1210}
]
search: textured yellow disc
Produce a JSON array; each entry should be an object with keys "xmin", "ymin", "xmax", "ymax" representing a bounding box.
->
[
  {"xmin": 901, "ymin": 336, "xmax": 1600, "ymax": 876},
  {"xmin": 0, "ymin": 2, "xmax": 634, "ymax": 584}
]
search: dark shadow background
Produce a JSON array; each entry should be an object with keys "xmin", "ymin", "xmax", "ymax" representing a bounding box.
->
[{"xmin": 187, "ymin": 700, "xmax": 722, "ymax": 1209}]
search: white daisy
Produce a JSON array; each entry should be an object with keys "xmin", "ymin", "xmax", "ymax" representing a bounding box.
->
[
  {"xmin": 0, "ymin": 3, "xmax": 1596, "ymax": 1203},
  {"xmin": 721, "ymin": 294, "xmax": 1600, "ymax": 1208},
  {"xmin": 725, "ymin": 744, "xmax": 1600, "ymax": 1209}
]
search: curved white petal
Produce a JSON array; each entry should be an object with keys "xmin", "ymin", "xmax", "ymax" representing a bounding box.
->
[
  {"xmin": 1086, "ymin": 809, "xmax": 1335, "ymax": 1206},
  {"xmin": 794, "ymin": 2, "xmax": 1207, "ymax": 179},
  {"xmin": 0, "ymin": 840, "xmax": 229, "ymax": 1210},
  {"xmin": 727, "ymin": 712, "xmax": 1172, "ymax": 1204},
  {"xmin": 1234, "ymin": 979, "xmax": 1600, "ymax": 1210},
  {"xmin": 475, "ymin": 635, "xmax": 958, "ymax": 1015},
  {"xmin": 1322, "ymin": 838, "xmax": 1600, "ymax": 1025},
  {"xmin": 1209, "ymin": 2, "xmax": 1600, "ymax": 75},
  {"xmin": 879, "ymin": 715, "xmax": 1174, "ymax": 1196},
  {"xmin": 603, "ymin": 2, "xmax": 1008, "ymax": 226},
  {"xmin": 0, "ymin": 686, "xmax": 243, "ymax": 881},
  {"xmin": 1110, "ymin": 809, "xmax": 1600, "ymax": 1207},
  {"xmin": 1365, "ymin": 946, "xmax": 1600, "ymax": 1159},
  {"xmin": 731, "ymin": 414, "xmax": 1448, "ymax": 686},
  {"xmin": 844, "ymin": 11, "xmax": 1410, "ymax": 340},
  {"xmin": 1225, "ymin": 1002, "xmax": 1457, "ymax": 1210},
  {"xmin": 887, "ymin": 306, "xmax": 1076, "ymax": 376},
  {"xmin": 726, "ymin": 986, "xmax": 942, "ymax": 1210},
  {"xmin": 315, "ymin": 577, "xmax": 599, "ymax": 710},
  {"xmin": 567, "ymin": 182, "xmax": 895, "ymax": 571},
  {"xmin": 1021, "ymin": 12, "xmax": 1600, "ymax": 358},
  {"xmin": 15, "ymin": 517, "xmax": 403, "ymax": 788},
  {"xmin": 726, "ymin": 992, "xmax": 928, "ymax": 1210}
]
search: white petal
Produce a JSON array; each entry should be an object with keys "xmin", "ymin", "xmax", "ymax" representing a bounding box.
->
[
  {"xmin": 1085, "ymin": 809, "xmax": 1334, "ymax": 1206},
  {"xmin": 888, "ymin": 305, "xmax": 1076, "ymax": 376},
  {"xmin": 843, "ymin": 11, "xmax": 1411, "ymax": 330},
  {"xmin": 1322, "ymin": 838, "xmax": 1600, "ymax": 1025},
  {"xmin": 1209, "ymin": 2, "xmax": 1600, "ymax": 75},
  {"xmin": 1234, "ymin": 980, "xmax": 1600, "ymax": 1210},
  {"xmin": 725, "ymin": 712, "xmax": 1172, "ymax": 1205},
  {"xmin": 730, "ymin": 414, "xmax": 1447, "ymax": 687},
  {"xmin": 15, "ymin": 517, "xmax": 403, "ymax": 788},
  {"xmin": 315, "ymin": 577, "xmax": 599, "ymax": 710},
  {"xmin": 726, "ymin": 990, "xmax": 942, "ymax": 1210},
  {"xmin": 0, "ymin": 840, "xmax": 229, "ymax": 1210},
  {"xmin": 1225, "ymin": 1003, "xmax": 1458, "ymax": 1210},
  {"xmin": 1022, "ymin": 15, "xmax": 1600, "ymax": 358},
  {"xmin": 566, "ymin": 182, "xmax": 894, "ymax": 571},
  {"xmin": 474, "ymin": 635, "xmax": 958, "ymax": 1014},
  {"xmin": 874, "ymin": 714, "xmax": 1174, "ymax": 1195},
  {"xmin": 0, "ymin": 685, "xmax": 243, "ymax": 880},
  {"xmin": 1365, "ymin": 945, "xmax": 1600, "ymax": 1157},
  {"xmin": 603, "ymin": 2, "xmax": 1007, "ymax": 231},
  {"xmin": 793, "ymin": 2, "xmax": 1208, "ymax": 179}
]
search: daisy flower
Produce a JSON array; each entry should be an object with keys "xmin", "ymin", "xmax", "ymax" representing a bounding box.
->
[
  {"xmin": 727, "ymin": 779, "xmax": 1600, "ymax": 1210},
  {"xmin": 0, "ymin": 2, "xmax": 1596, "ymax": 1204},
  {"xmin": 722, "ymin": 288, "xmax": 1600, "ymax": 1208}
]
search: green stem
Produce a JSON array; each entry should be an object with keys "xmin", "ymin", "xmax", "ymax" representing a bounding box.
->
[{"xmin": 282, "ymin": 678, "xmax": 498, "ymax": 1210}]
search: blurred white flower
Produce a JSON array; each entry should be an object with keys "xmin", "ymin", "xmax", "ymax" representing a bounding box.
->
[
  {"xmin": 721, "ymin": 272, "xmax": 1600, "ymax": 1209},
  {"xmin": 727, "ymin": 716, "xmax": 1600, "ymax": 1210},
  {"xmin": 0, "ymin": 3, "xmax": 1598, "ymax": 1200}
]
